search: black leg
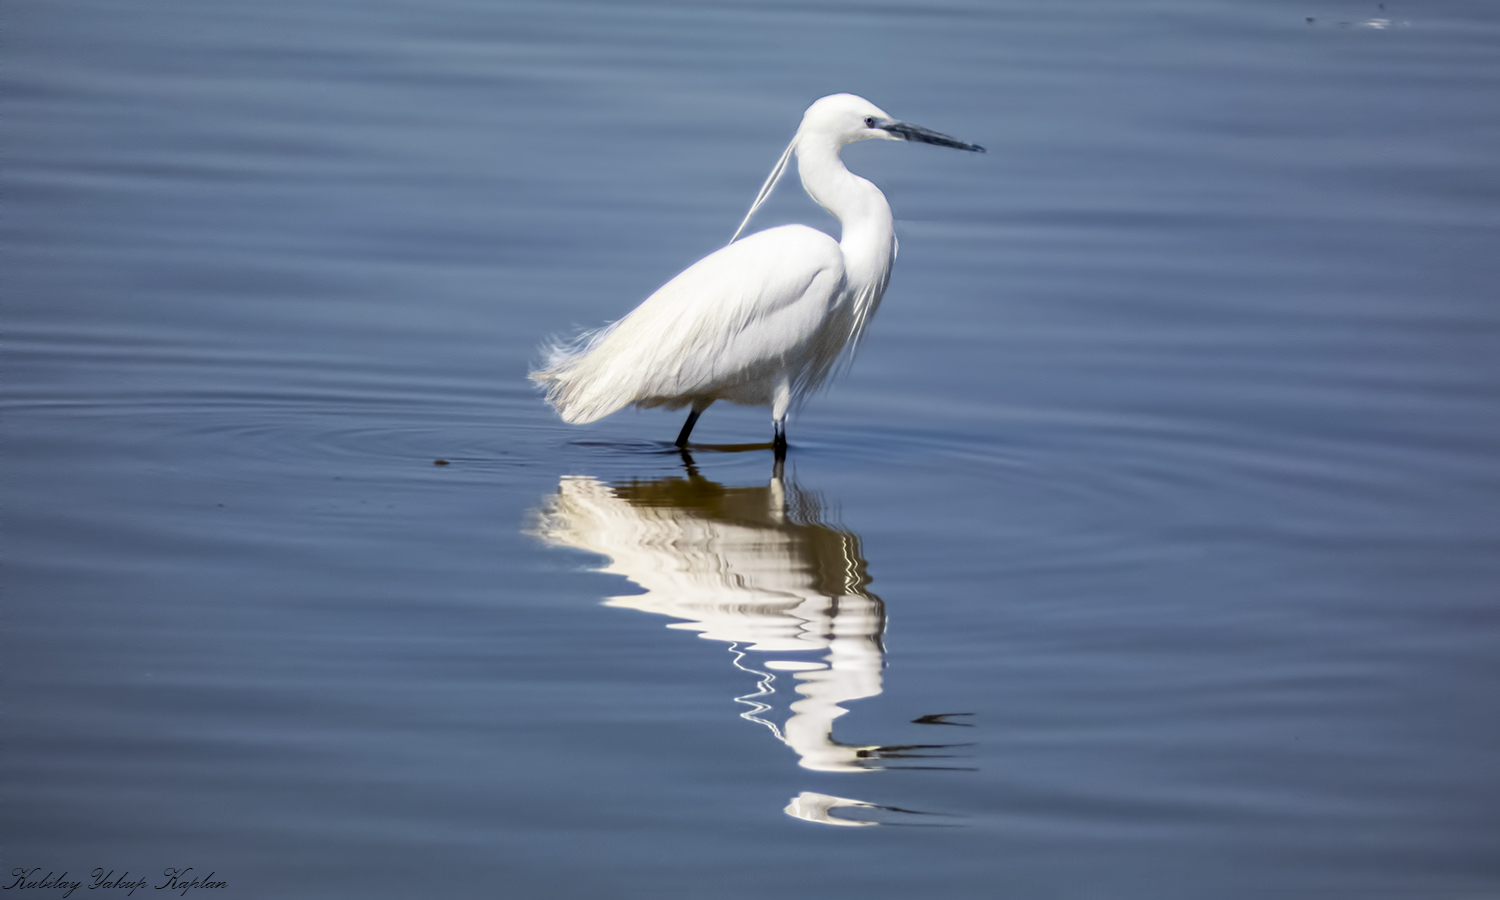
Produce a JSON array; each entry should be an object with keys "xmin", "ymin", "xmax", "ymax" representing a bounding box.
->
[
  {"xmin": 674, "ymin": 409, "xmax": 702, "ymax": 448},
  {"xmin": 772, "ymin": 421, "xmax": 787, "ymax": 461}
]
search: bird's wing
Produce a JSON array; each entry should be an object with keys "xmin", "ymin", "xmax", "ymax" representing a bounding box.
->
[{"xmin": 535, "ymin": 225, "xmax": 846, "ymax": 423}]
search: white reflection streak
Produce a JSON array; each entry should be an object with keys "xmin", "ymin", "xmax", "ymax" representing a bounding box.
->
[
  {"xmin": 784, "ymin": 792, "xmax": 880, "ymax": 828},
  {"xmin": 728, "ymin": 642, "xmax": 785, "ymax": 741},
  {"xmin": 530, "ymin": 471, "xmax": 886, "ymax": 773}
]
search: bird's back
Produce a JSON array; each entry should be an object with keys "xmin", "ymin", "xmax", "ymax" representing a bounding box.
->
[{"xmin": 532, "ymin": 225, "xmax": 849, "ymax": 423}]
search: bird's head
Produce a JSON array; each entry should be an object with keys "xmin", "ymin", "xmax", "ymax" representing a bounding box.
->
[
  {"xmin": 798, "ymin": 93, "xmax": 985, "ymax": 153},
  {"xmin": 728, "ymin": 94, "xmax": 984, "ymax": 244}
]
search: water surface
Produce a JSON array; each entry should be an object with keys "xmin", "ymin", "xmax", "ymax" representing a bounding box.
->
[{"xmin": 5, "ymin": 0, "xmax": 1499, "ymax": 896}]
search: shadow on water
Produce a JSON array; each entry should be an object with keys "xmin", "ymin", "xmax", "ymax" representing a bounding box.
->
[{"xmin": 528, "ymin": 453, "xmax": 969, "ymax": 827}]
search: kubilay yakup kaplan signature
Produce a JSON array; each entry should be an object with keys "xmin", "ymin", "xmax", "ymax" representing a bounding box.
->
[{"xmin": 4, "ymin": 868, "xmax": 226, "ymax": 898}]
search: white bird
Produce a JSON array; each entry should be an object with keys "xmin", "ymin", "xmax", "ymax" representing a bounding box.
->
[{"xmin": 530, "ymin": 93, "xmax": 983, "ymax": 455}]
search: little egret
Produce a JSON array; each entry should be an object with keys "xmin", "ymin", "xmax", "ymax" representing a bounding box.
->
[{"xmin": 530, "ymin": 93, "xmax": 983, "ymax": 456}]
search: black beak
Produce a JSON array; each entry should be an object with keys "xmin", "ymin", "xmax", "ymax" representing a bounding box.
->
[{"xmin": 877, "ymin": 119, "xmax": 985, "ymax": 153}]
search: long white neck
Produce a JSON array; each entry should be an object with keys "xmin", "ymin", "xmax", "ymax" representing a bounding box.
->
[{"xmin": 794, "ymin": 135, "xmax": 895, "ymax": 300}]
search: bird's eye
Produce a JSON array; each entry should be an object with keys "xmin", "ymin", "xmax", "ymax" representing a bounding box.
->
[{"xmin": 864, "ymin": 116, "xmax": 876, "ymax": 128}]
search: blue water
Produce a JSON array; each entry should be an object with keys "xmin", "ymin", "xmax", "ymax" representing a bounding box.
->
[{"xmin": 6, "ymin": 0, "xmax": 1499, "ymax": 896}]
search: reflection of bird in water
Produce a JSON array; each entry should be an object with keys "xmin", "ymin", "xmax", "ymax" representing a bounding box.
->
[{"xmin": 529, "ymin": 459, "xmax": 959, "ymax": 775}]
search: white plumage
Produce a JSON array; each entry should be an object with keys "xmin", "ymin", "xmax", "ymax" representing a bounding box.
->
[{"xmin": 531, "ymin": 93, "xmax": 982, "ymax": 453}]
